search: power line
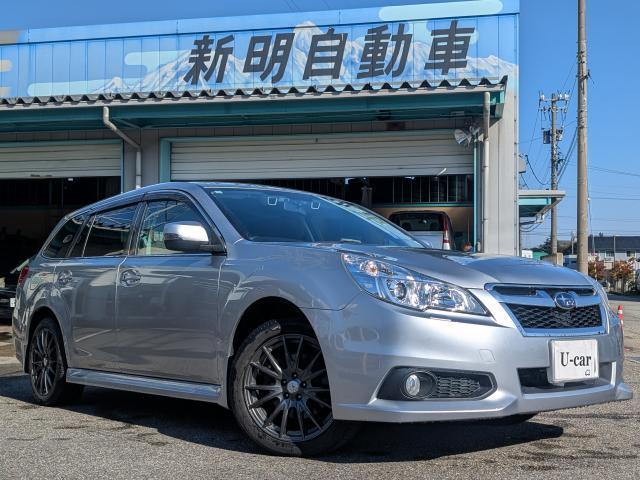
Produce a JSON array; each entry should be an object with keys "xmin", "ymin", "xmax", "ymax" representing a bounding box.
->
[
  {"xmin": 558, "ymin": 122, "xmax": 578, "ymax": 181},
  {"xmin": 521, "ymin": 222, "xmax": 543, "ymax": 233},
  {"xmin": 591, "ymin": 166, "xmax": 640, "ymax": 178},
  {"xmin": 561, "ymin": 63, "xmax": 576, "ymax": 93},
  {"xmin": 558, "ymin": 215, "xmax": 640, "ymax": 222},
  {"xmin": 529, "ymin": 128, "xmax": 547, "ymax": 183},
  {"xmin": 518, "ymin": 134, "xmax": 545, "ymax": 145},
  {"xmin": 523, "ymin": 154, "xmax": 547, "ymax": 186},
  {"xmin": 562, "ymin": 184, "xmax": 640, "ymax": 193},
  {"xmin": 565, "ymin": 161, "xmax": 640, "ymax": 178},
  {"xmin": 556, "ymin": 229, "xmax": 640, "ymax": 234},
  {"xmin": 562, "ymin": 186, "xmax": 640, "ymax": 198},
  {"xmin": 588, "ymin": 196, "xmax": 640, "ymax": 201},
  {"xmin": 520, "ymin": 108, "xmax": 540, "ymax": 148},
  {"xmin": 560, "ymin": 75, "xmax": 578, "ymax": 127}
]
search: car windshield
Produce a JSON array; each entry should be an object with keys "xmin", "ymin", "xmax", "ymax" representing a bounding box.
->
[{"xmin": 206, "ymin": 187, "xmax": 423, "ymax": 247}]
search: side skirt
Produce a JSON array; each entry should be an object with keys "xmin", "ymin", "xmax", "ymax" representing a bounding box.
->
[{"xmin": 66, "ymin": 368, "xmax": 222, "ymax": 404}]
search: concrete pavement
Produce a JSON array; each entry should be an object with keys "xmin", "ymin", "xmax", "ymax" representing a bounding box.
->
[{"xmin": 0, "ymin": 298, "xmax": 638, "ymax": 479}]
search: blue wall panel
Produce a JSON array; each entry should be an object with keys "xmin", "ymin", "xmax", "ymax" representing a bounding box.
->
[{"xmin": 0, "ymin": 3, "xmax": 518, "ymax": 99}]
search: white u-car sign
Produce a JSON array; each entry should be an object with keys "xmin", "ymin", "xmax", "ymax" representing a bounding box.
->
[{"xmin": 550, "ymin": 339, "xmax": 599, "ymax": 384}]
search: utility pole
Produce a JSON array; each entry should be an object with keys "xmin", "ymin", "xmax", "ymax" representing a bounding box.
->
[
  {"xmin": 577, "ymin": 0, "xmax": 589, "ymax": 274},
  {"xmin": 571, "ymin": 231, "xmax": 575, "ymax": 255},
  {"xmin": 540, "ymin": 93, "xmax": 569, "ymax": 256}
]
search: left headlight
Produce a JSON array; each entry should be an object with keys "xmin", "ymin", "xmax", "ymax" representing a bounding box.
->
[{"xmin": 341, "ymin": 253, "xmax": 486, "ymax": 315}]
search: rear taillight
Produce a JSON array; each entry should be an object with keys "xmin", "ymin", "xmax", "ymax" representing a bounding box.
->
[
  {"xmin": 17, "ymin": 266, "xmax": 29, "ymax": 287},
  {"xmin": 442, "ymin": 228, "xmax": 451, "ymax": 250}
]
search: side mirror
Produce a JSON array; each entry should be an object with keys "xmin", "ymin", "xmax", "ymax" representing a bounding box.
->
[{"xmin": 163, "ymin": 222, "xmax": 225, "ymax": 254}]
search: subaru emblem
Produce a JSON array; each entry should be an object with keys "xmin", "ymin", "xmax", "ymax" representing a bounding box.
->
[{"xmin": 553, "ymin": 292, "xmax": 576, "ymax": 310}]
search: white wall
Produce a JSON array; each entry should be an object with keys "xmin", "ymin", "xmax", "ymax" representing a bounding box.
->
[{"xmin": 482, "ymin": 89, "xmax": 518, "ymax": 255}]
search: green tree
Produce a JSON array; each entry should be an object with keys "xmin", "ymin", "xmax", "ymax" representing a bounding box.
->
[{"xmin": 533, "ymin": 237, "xmax": 551, "ymax": 253}]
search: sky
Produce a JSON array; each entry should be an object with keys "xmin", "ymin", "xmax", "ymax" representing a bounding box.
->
[
  {"xmin": 1, "ymin": 0, "xmax": 638, "ymax": 249},
  {"xmin": 517, "ymin": 0, "xmax": 640, "ymax": 248}
]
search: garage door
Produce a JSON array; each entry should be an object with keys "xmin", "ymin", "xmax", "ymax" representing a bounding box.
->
[
  {"xmin": 170, "ymin": 131, "xmax": 472, "ymax": 181},
  {"xmin": 0, "ymin": 141, "xmax": 122, "ymax": 179}
]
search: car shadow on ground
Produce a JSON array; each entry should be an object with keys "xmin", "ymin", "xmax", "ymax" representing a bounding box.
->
[{"xmin": 0, "ymin": 373, "xmax": 564, "ymax": 462}]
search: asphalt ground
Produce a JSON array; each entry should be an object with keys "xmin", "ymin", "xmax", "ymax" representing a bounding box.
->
[{"xmin": 0, "ymin": 297, "xmax": 638, "ymax": 479}]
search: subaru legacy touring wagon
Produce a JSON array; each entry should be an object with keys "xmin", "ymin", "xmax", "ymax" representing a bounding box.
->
[{"xmin": 12, "ymin": 182, "xmax": 632, "ymax": 456}]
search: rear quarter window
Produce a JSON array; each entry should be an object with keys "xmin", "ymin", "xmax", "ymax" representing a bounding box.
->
[{"xmin": 42, "ymin": 215, "xmax": 85, "ymax": 258}]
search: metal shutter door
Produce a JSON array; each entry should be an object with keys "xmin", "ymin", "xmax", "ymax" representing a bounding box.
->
[
  {"xmin": 0, "ymin": 141, "xmax": 121, "ymax": 179},
  {"xmin": 171, "ymin": 131, "xmax": 472, "ymax": 181}
]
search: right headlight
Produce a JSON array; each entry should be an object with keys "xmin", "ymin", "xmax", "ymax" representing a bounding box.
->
[{"xmin": 341, "ymin": 253, "xmax": 486, "ymax": 315}]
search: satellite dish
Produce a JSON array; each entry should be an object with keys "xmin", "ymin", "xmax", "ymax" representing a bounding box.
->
[{"xmin": 454, "ymin": 128, "xmax": 472, "ymax": 148}]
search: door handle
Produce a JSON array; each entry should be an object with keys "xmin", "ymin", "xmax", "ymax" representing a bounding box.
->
[
  {"xmin": 57, "ymin": 270, "xmax": 73, "ymax": 286},
  {"xmin": 120, "ymin": 269, "xmax": 141, "ymax": 287}
]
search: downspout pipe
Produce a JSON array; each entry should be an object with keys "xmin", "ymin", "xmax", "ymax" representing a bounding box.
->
[
  {"xmin": 482, "ymin": 92, "xmax": 491, "ymax": 253},
  {"xmin": 102, "ymin": 106, "xmax": 142, "ymax": 189}
]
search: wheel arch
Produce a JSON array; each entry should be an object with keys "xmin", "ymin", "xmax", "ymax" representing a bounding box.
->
[
  {"xmin": 25, "ymin": 306, "xmax": 68, "ymax": 373},
  {"xmin": 223, "ymin": 296, "xmax": 316, "ymax": 408}
]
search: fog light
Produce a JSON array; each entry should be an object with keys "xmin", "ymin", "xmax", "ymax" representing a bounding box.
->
[{"xmin": 403, "ymin": 373, "xmax": 421, "ymax": 397}]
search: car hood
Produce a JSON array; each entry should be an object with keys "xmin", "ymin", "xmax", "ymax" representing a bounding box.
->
[{"xmin": 302, "ymin": 243, "xmax": 591, "ymax": 290}]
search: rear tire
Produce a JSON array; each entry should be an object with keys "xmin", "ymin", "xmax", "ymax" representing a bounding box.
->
[
  {"xmin": 28, "ymin": 318, "xmax": 84, "ymax": 405},
  {"xmin": 229, "ymin": 319, "xmax": 359, "ymax": 456}
]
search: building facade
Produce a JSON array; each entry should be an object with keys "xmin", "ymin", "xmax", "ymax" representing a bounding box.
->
[
  {"xmin": 588, "ymin": 235, "xmax": 640, "ymax": 270},
  {"xmin": 0, "ymin": 1, "xmax": 522, "ymax": 279}
]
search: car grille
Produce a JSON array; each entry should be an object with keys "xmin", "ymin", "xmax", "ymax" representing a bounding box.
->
[
  {"xmin": 507, "ymin": 304, "xmax": 602, "ymax": 330},
  {"xmin": 492, "ymin": 285, "xmax": 595, "ymax": 297},
  {"xmin": 432, "ymin": 374, "xmax": 483, "ymax": 399}
]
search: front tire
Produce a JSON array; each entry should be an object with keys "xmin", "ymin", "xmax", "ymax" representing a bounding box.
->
[
  {"xmin": 229, "ymin": 319, "xmax": 358, "ymax": 456},
  {"xmin": 28, "ymin": 318, "xmax": 83, "ymax": 405}
]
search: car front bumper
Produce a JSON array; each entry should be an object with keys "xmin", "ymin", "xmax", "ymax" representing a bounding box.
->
[{"xmin": 302, "ymin": 290, "xmax": 633, "ymax": 423}]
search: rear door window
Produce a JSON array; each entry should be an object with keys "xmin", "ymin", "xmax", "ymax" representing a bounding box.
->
[
  {"xmin": 43, "ymin": 215, "xmax": 85, "ymax": 258},
  {"xmin": 83, "ymin": 205, "xmax": 138, "ymax": 257}
]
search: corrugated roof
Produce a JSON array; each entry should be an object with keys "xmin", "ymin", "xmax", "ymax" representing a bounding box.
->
[{"xmin": 0, "ymin": 76, "xmax": 507, "ymax": 109}]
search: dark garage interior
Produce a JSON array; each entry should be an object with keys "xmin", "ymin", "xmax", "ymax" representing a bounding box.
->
[{"xmin": 0, "ymin": 177, "xmax": 120, "ymax": 286}]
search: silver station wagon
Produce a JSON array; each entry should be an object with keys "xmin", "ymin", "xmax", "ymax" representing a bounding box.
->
[{"xmin": 12, "ymin": 182, "xmax": 632, "ymax": 456}]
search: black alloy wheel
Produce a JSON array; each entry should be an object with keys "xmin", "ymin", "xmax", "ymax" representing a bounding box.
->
[
  {"xmin": 230, "ymin": 319, "xmax": 359, "ymax": 456},
  {"xmin": 243, "ymin": 332, "xmax": 332, "ymax": 442},
  {"xmin": 28, "ymin": 318, "xmax": 83, "ymax": 405},
  {"xmin": 30, "ymin": 325, "xmax": 60, "ymax": 398}
]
